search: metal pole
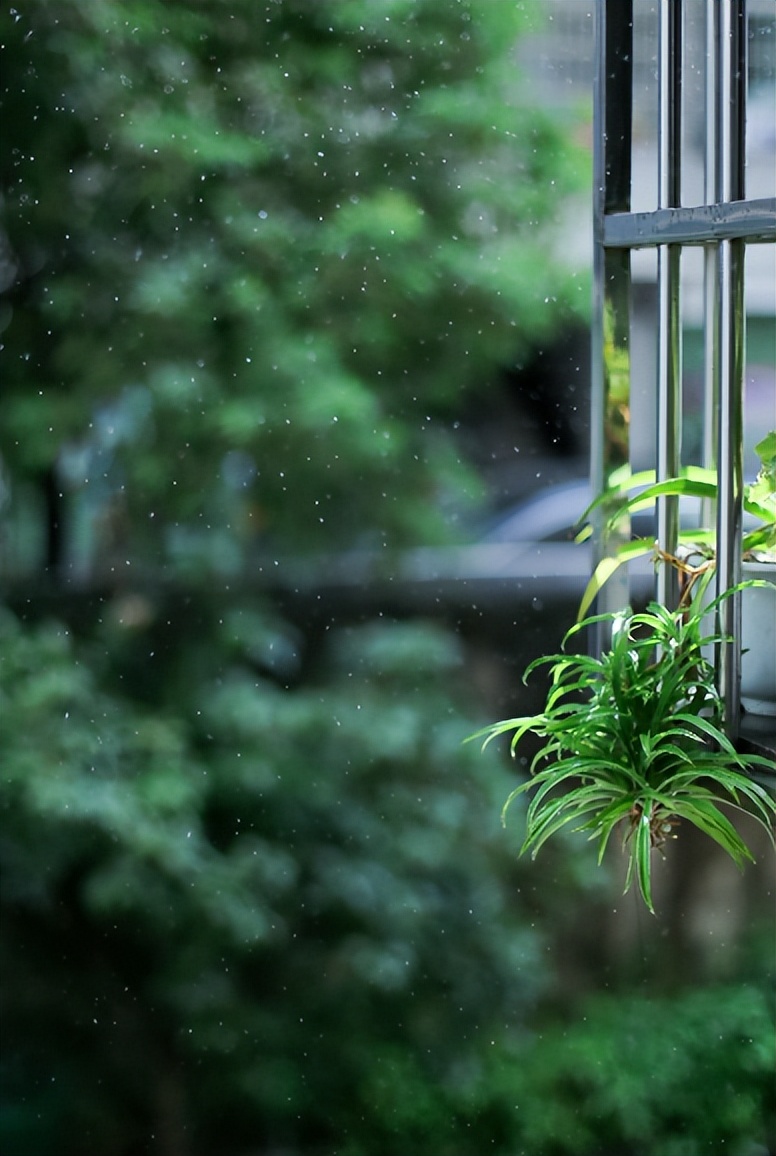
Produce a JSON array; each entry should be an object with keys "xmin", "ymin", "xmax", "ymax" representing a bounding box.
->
[
  {"xmin": 715, "ymin": 0, "xmax": 747, "ymax": 736},
  {"xmin": 656, "ymin": 0, "xmax": 683, "ymax": 609},
  {"xmin": 701, "ymin": 0, "xmax": 719, "ymax": 545},
  {"xmin": 591, "ymin": 0, "xmax": 633, "ymax": 648}
]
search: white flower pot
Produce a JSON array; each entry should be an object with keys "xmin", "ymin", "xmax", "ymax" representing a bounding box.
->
[{"xmin": 740, "ymin": 560, "xmax": 776, "ymax": 717}]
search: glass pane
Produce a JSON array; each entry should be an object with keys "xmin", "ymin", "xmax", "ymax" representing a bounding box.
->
[
  {"xmin": 748, "ymin": 0, "xmax": 776, "ymax": 198},
  {"xmin": 632, "ymin": 1, "xmax": 659, "ymax": 212},
  {"xmin": 745, "ymin": 244, "xmax": 776, "ymax": 477}
]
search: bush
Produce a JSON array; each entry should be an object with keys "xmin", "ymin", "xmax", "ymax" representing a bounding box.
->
[
  {"xmin": 479, "ymin": 981, "xmax": 776, "ymax": 1156},
  {"xmin": 0, "ymin": 609, "xmax": 547, "ymax": 1155}
]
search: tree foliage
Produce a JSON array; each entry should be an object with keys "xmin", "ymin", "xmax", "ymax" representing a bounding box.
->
[
  {"xmin": 0, "ymin": 0, "xmax": 585, "ymax": 564},
  {"xmin": 478, "ymin": 982, "xmax": 776, "ymax": 1156},
  {"xmin": 0, "ymin": 607, "xmax": 547, "ymax": 1154},
  {"xmin": 0, "ymin": 5, "xmax": 592, "ymax": 1150}
]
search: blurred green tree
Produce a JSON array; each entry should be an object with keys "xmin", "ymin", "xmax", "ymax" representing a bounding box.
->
[
  {"xmin": 0, "ymin": 3, "xmax": 592, "ymax": 1153},
  {"xmin": 0, "ymin": 0, "xmax": 586, "ymax": 568},
  {"xmin": 0, "ymin": 607, "xmax": 554, "ymax": 1156}
]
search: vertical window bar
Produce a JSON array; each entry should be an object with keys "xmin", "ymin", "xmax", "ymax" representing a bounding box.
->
[
  {"xmin": 656, "ymin": 0, "xmax": 683, "ymax": 610},
  {"xmin": 591, "ymin": 0, "xmax": 633, "ymax": 646},
  {"xmin": 715, "ymin": 0, "xmax": 747, "ymax": 735},
  {"xmin": 702, "ymin": 0, "xmax": 719, "ymax": 505}
]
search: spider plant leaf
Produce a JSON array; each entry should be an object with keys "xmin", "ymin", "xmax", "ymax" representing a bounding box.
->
[
  {"xmin": 544, "ymin": 785, "xmax": 626, "ymax": 828},
  {"xmin": 701, "ymin": 579, "xmax": 772, "ymax": 620},
  {"xmin": 521, "ymin": 652, "xmax": 565, "ymax": 683},
  {"xmin": 632, "ymin": 810, "xmax": 655, "ymax": 914},
  {"xmin": 550, "ymin": 651, "xmax": 605, "ymax": 675},
  {"xmin": 754, "ymin": 430, "xmax": 776, "ymax": 463},
  {"xmin": 743, "ymin": 495, "xmax": 775, "ymax": 525},
  {"xmin": 577, "ymin": 541, "xmax": 655, "ymax": 622},
  {"xmin": 575, "ymin": 755, "xmax": 651, "ymax": 791},
  {"xmin": 696, "ymin": 774, "xmax": 776, "ymax": 835},
  {"xmin": 544, "ymin": 685, "xmax": 595, "ymax": 714},
  {"xmin": 667, "ymin": 797, "xmax": 756, "ymax": 867},
  {"xmin": 629, "ymin": 601, "xmax": 673, "ymax": 631},
  {"xmin": 524, "ymin": 791, "xmax": 623, "ymax": 857},
  {"xmin": 643, "ymin": 741, "xmax": 698, "ymax": 773},
  {"xmin": 523, "ymin": 804, "xmax": 592, "ymax": 856},
  {"xmin": 605, "ymin": 473, "xmax": 719, "ymax": 527},
  {"xmin": 562, "ymin": 610, "xmax": 631, "ymax": 647},
  {"xmin": 501, "ymin": 759, "xmax": 591, "ymax": 824},
  {"xmin": 637, "ymin": 731, "xmax": 656, "ymax": 759},
  {"xmin": 521, "ymin": 762, "xmax": 601, "ymax": 811},
  {"xmin": 527, "ymin": 743, "xmax": 566, "ymax": 776},
  {"xmin": 652, "ymin": 723, "xmax": 719, "ymax": 751},
  {"xmin": 656, "ymin": 774, "xmax": 776, "ymax": 833},
  {"xmin": 576, "ymin": 466, "xmax": 685, "ymax": 541},
  {"xmin": 587, "ymin": 797, "xmax": 638, "ymax": 862},
  {"xmin": 466, "ymin": 713, "xmax": 545, "ymax": 749},
  {"xmin": 578, "ymin": 466, "xmax": 659, "ymax": 517},
  {"xmin": 521, "ymin": 791, "xmax": 591, "ymax": 848},
  {"xmin": 669, "ymin": 711, "xmax": 739, "ymax": 752},
  {"xmin": 523, "ymin": 769, "xmax": 645, "ymax": 841},
  {"xmin": 548, "ymin": 656, "xmax": 606, "ymax": 686},
  {"xmin": 500, "ymin": 784, "xmax": 531, "ymax": 825},
  {"xmin": 743, "ymin": 524, "xmax": 776, "ymax": 554}
]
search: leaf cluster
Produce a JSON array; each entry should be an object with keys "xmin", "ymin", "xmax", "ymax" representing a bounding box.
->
[
  {"xmin": 472, "ymin": 578, "xmax": 776, "ymax": 913},
  {"xmin": 577, "ymin": 430, "xmax": 776, "ymax": 618}
]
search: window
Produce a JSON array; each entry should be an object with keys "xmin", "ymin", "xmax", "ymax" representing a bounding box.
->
[{"xmin": 592, "ymin": 0, "xmax": 776, "ymax": 738}]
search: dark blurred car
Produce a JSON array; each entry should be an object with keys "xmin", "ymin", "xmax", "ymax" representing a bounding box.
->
[
  {"xmin": 481, "ymin": 478, "xmax": 702, "ymax": 545},
  {"xmin": 480, "ymin": 479, "xmax": 595, "ymax": 544},
  {"xmin": 268, "ymin": 479, "xmax": 677, "ymax": 615}
]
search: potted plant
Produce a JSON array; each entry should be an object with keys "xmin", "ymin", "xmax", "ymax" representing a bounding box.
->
[
  {"xmin": 577, "ymin": 430, "xmax": 776, "ymax": 716},
  {"xmin": 470, "ymin": 578, "xmax": 776, "ymax": 913}
]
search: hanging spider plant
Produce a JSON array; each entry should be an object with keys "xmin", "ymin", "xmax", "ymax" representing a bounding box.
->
[{"xmin": 471, "ymin": 576, "xmax": 776, "ymax": 913}]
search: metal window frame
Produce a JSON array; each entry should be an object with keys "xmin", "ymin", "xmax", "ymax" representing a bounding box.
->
[{"xmin": 591, "ymin": 0, "xmax": 776, "ymax": 734}]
